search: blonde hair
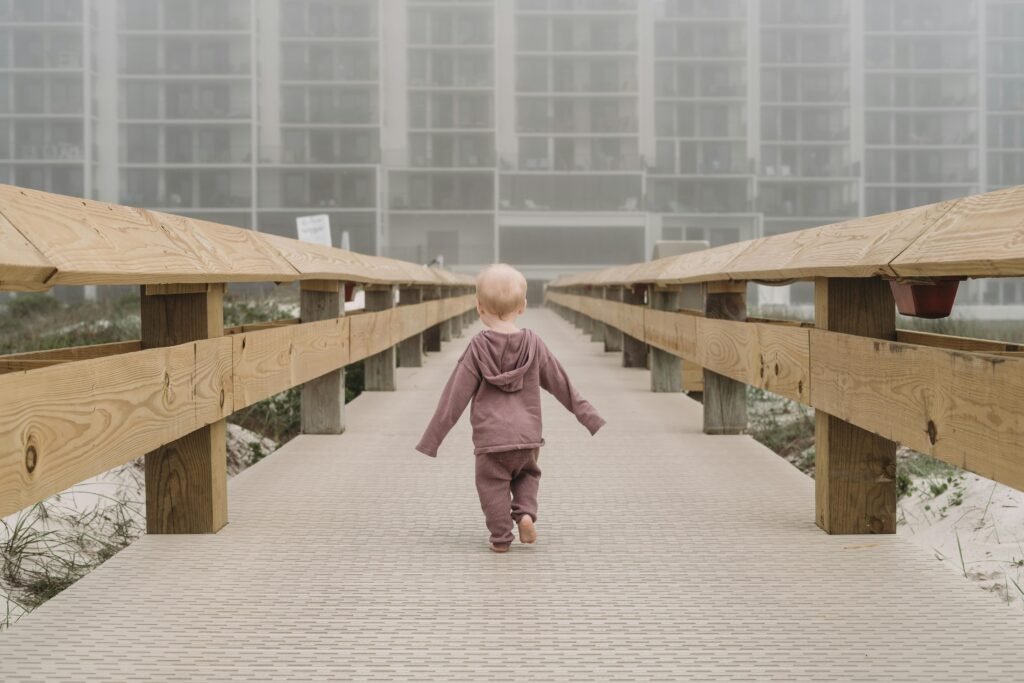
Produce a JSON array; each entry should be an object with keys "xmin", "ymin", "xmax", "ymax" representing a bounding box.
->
[{"xmin": 476, "ymin": 264, "xmax": 527, "ymax": 318}]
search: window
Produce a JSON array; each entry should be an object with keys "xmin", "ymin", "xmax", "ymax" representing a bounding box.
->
[
  {"xmin": 50, "ymin": 77, "xmax": 82, "ymax": 114},
  {"xmin": 122, "ymin": 0, "xmax": 159, "ymax": 28}
]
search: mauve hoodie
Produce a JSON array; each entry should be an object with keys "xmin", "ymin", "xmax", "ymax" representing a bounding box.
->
[{"xmin": 416, "ymin": 328, "xmax": 605, "ymax": 457}]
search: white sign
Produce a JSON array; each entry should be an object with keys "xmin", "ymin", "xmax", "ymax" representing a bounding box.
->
[{"xmin": 296, "ymin": 214, "xmax": 332, "ymax": 247}]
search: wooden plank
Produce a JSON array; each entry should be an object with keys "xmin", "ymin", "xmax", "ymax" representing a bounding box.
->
[
  {"xmin": 145, "ymin": 283, "xmax": 210, "ymax": 296},
  {"xmin": 653, "ymin": 240, "xmax": 756, "ymax": 285},
  {"xmin": 225, "ymin": 319, "xmax": 300, "ymax": 336},
  {"xmin": 0, "ymin": 340, "xmax": 142, "ymax": 376},
  {"xmin": 0, "ymin": 209, "xmax": 55, "ymax": 289},
  {"xmin": 262, "ymin": 233, "xmax": 438, "ymax": 286},
  {"xmin": 702, "ymin": 291, "xmax": 748, "ymax": 435},
  {"xmin": 0, "ymin": 337, "xmax": 232, "ymax": 519},
  {"xmin": 644, "ymin": 307, "xmax": 696, "ymax": 360},
  {"xmin": 142, "ymin": 284, "xmax": 228, "ymax": 534},
  {"xmin": 232, "ymin": 317, "xmax": 352, "ymax": 410},
  {"xmin": 603, "ymin": 287, "xmax": 623, "ymax": 353},
  {"xmin": 649, "ymin": 289, "xmax": 681, "ymax": 393},
  {"xmin": 349, "ymin": 309, "xmax": 398, "ymax": 364},
  {"xmin": 0, "ymin": 185, "xmax": 298, "ymax": 286},
  {"xmin": 890, "ymin": 185, "xmax": 1024, "ymax": 278},
  {"xmin": 810, "ymin": 329, "xmax": 1024, "ymax": 495},
  {"xmin": 895, "ymin": 329, "xmax": 1023, "ymax": 353},
  {"xmin": 621, "ymin": 288, "xmax": 647, "ymax": 368},
  {"xmin": 363, "ymin": 286, "xmax": 397, "ymax": 391},
  {"xmin": 398, "ymin": 288, "xmax": 425, "ymax": 368},
  {"xmin": 423, "ymin": 288, "xmax": 443, "ymax": 353},
  {"xmin": 813, "ymin": 277, "xmax": 897, "ymax": 535},
  {"xmin": 694, "ymin": 318, "xmax": 809, "ymax": 403},
  {"xmin": 299, "ymin": 281, "xmax": 346, "ymax": 435}
]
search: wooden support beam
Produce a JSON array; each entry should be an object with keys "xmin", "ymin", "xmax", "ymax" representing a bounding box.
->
[
  {"xmin": 423, "ymin": 287, "xmax": 442, "ymax": 352},
  {"xmin": 451, "ymin": 287, "xmax": 465, "ymax": 338},
  {"xmin": 398, "ymin": 287, "xmax": 425, "ymax": 368},
  {"xmin": 590, "ymin": 290, "xmax": 606, "ymax": 345},
  {"xmin": 814, "ymin": 277, "xmax": 897, "ymax": 535},
  {"xmin": 622, "ymin": 286, "xmax": 647, "ymax": 368},
  {"xmin": 650, "ymin": 288, "xmax": 682, "ymax": 392},
  {"xmin": 703, "ymin": 288, "xmax": 748, "ymax": 435},
  {"xmin": 300, "ymin": 279, "xmax": 345, "ymax": 435},
  {"xmin": 141, "ymin": 283, "xmax": 228, "ymax": 534},
  {"xmin": 440, "ymin": 287, "xmax": 453, "ymax": 342},
  {"xmin": 364, "ymin": 285, "xmax": 397, "ymax": 391},
  {"xmin": 603, "ymin": 287, "xmax": 623, "ymax": 353}
]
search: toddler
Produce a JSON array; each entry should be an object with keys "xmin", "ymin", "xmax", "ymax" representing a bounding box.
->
[{"xmin": 416, "ymin": 264, "xmax": 605, "ymax": 553}]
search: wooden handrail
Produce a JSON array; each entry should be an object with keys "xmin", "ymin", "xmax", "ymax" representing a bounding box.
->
[
  {"xmin": 546, "ymin": 186, "xmax": 1024, "ymax": 536},
  {"xmin": 0, "ymin": 185, "xmax": 478, "ymax": 528},
  {"xmin": 547, "ymin": 186, "xmax": 1024, "ymax": 287},
  {"xmin": 0, "ymin": 184, "xmax": 475, "ymax": 291}
]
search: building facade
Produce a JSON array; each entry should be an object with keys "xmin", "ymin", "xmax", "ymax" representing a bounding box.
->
[{"xmin": 2, "ymin": 0, "xmax": 1024, "ymax": 308}]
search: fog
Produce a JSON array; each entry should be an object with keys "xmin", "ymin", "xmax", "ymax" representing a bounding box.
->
[{"xmin": 2, "ymin": 0, "xmax": 1024, "ymax": 309}]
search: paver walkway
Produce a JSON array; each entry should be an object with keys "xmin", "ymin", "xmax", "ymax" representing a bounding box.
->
[{"xmin": 1, "ymin": 308, "xmax": 1020, "ymax": 681}]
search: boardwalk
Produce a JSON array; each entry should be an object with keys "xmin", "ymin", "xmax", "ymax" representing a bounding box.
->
[{"xmin": 1, "ymin": 308, "xmax": 1020, "ymax": 681}]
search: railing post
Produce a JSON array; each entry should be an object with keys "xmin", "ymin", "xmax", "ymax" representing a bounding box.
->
[
  {"xmin": 365, "ymin": 284, "xmax": 397, "ymax": 391},
  {"xmin": 622, "ymin": 285, "xmax": 647, "ymax": 368},
  {"xmin": 462, "ymin": 287, "xmax": 475, "ymax": 328},
  {"xmin": 423, "ymin": 285, "xmax": 442, "ymax": 353},
  {"xmin": 451, "ymin": 286, "xmax": 465, "ymax": 338},
  {"xmin": 650, "ymin": 286, "xmax": 682, "ymax": 392},
  {"xmin": 398, "ymin": 285, "xmax": 424, "ymax": 368},
  {"xmin": 589, "ymin": 287, "xmax": 605, "ymax": 345},
  {"xmin": 703, "ymin": 282, "xmax": 748, "ymax": 435},
  {"xmin": 814, "ymin": 277, "xmax": 897, "ymax": 534},
  {"xmin": 578, "ymin": 287, "xmax": 593, "ymax": 336},
  {"xmin": 140, "ymin": 283, "xmax": 227, "ymax": 534},
  {"xmin": 440, "ymin": 286, "xmax": 453, "ymax": 342},
  {"xmin": 300, "ymin": 280, "xmax": 346, "ymax": 434},
  {"xmin": 679, "ymin": 283, "xmax": 705, "ymax": 398},
  {"xmin": 603, "ymin": 286, "xmax": 623, "ymax": 353}
]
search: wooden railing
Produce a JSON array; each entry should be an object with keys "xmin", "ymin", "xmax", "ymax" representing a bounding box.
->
[
  {"xmin": 546, "ymin": 186, "xmax": 1024, "ymax": 535},
  {"xmin": 0, "ymin": 184, "xmax": 477, "ymax": 531}
]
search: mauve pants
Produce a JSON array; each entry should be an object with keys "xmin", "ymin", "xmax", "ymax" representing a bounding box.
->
[{"xmin": 475, "ymin": 448, "xmax": 541, "ymax": 548}]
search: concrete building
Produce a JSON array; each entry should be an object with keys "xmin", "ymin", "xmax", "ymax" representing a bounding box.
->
[{"xmin": 3, "ymin": 0, "xmax": 1024, "ymax": 310}]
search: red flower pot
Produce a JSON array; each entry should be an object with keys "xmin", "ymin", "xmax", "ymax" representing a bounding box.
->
[{"xmin": 889, "ymin": 279, "xmax": 962, "ymax": 319}]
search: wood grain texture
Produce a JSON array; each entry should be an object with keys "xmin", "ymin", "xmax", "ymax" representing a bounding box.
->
[
  {"xmin": 702, "ymin": 292, "xmax": 748, "ymax": 435},
  {"xmin": 0, "ymin": 209, "xmax": 55, "ymax": 289},
  {"xmin": 729, "ymin": 200, "xmax": 959, "ymax": 281},
  {"xmin": 655, "ymin": 241, "xmax": 756, "ymax": 285},
  {"xmin": 0, "ymin": 185, "xmax": 298, "ymax": 286},
  {"xmin": 300, "ymin": 284, "xmax": 346, "ymax": 435},
  {"xmin": 891, "ymin": 186, "xmax": 1024, "ymax": 277},
  {"xmin": 233, "ymin": 317, "xmax": 352, "ymax": 409},
  {"xmin": 0, "ymin": 341, "xmax": 141, "ymax": 375},
  {"xmin": 695, "ymin": 318, "xmax": 809, "ymax": 403},
  {"xmin": 142, "ymin": 285, "xmax": 228, "ymax": 534},
  {"xmin": 146, "ymin": 421, "xmax": 227, "ymax": 534},
  {"xmin": 262, "ymin": 233, "xmax": 439, "ymax": 286},
  {"xmin": 895, "ymin": 330, "xmax": 1023, "ymax": 353},
  {"xmin": 0, "ymin": 338, "xmax": 232, "ymax": 519},
  {"xmin": 809, "ymin": 330, "xmax": 1024, "ymax": 496},
  {"xmin": 813, "ymin": 278, "xmax": 897, "ymax": 535}
]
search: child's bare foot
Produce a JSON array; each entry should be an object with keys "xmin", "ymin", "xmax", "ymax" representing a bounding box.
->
[
  {"xmin": 518, "ymin": 516, "xmax": 537, "ymax": 544},
  {"xmin": 489, "ymin": 543, "xmax": 509, "ymax": 553}
]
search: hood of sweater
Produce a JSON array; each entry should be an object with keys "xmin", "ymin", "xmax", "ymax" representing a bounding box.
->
[{"xmin": 469, "ymin": 328, "xmax": 538, "ymax": 393}]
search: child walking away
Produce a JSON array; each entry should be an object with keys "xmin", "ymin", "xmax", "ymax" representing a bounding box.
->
[{"xmin": 416, "ymin": 264, "xmax": 605, "ymax": 553}]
